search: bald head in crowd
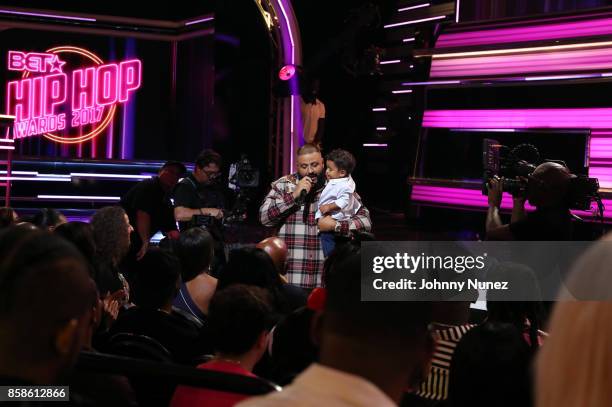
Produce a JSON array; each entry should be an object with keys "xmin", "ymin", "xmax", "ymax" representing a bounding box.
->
[
  {"xmin": 527, "ymin": 162, "xmax": 573, "ymax": 208},
  {"xmin": 0, "ymin": 227, "xmax": 97, "ymax": 384},
  {"xmin": 256, "ymin": 237, "xmax": 288, "ymax": 275}
]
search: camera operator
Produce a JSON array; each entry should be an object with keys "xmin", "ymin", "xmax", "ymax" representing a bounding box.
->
[
  {"xmin": 173, "ymin": 150, "xmax": 229, "ymax": 274},
  {"xmin": 486, "ymin": 162, "xmax": 574, "ymax": 241},
  {"xmin": 173, "ymin": 150, "xmax": 225, "ymax": 229}
]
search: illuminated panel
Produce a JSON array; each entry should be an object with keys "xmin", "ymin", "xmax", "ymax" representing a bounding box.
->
[
  {"xmin": 422, "ymin": 108, "xmax": 612, "ymax": 129},
  {"xmin": 430, "ymin": 44, "xmax": 612, "ymax": 78},
  {"xmin": 411, "ymin": 185, "xmax": 610, "ymax": 220},
  {"xmin": 437, "ymin": 17, "xmax": 612, "ymax": 49},
  {"xmin": 38, "ymin": 194, "xmax": 120, "ymax": 201}
]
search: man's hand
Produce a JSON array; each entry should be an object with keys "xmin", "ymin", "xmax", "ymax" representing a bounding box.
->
[
  {"xmin": 107, "ymin": 289, "xmax": 127, "ymax": 305},
  {"xmin": 318, "ymin": 216, "xmax": 337, "ymax": 232},
  {"xmin": 136, "ymin": 241, "xmax": 149, "ymax": 260},
  {"xmin": 293, "ymin": 176, "xmax": 313, "ymax": 200},
  {"xmin": 208, "ymin": 208, "xmax": 224, "ymax": 219},
  {"xmin": 488, "ymin": 176, "xmax": 503, "ymax": 208}
]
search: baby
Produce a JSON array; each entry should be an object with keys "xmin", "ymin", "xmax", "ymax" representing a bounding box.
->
[{"xmin": 316, "ymin": 149, "xmax": 361, "ymax": 257}]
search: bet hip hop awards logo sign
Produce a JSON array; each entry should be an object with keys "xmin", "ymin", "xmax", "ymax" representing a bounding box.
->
[{"xmin": 6, "ymin": 46, "xmax": 142, "ymax": 144}]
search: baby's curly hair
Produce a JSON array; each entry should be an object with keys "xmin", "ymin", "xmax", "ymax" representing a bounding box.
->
[
  {"xmin": 326, "ymin": 149, "xmax": 356, "ymax": 175},
  {"xmin": 91, "ymin": 206, "xmax": 130, "ymax": 265}
]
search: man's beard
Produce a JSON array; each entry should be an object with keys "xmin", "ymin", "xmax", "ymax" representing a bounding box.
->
[{"xmin": 298, "ymin": 172, "xmax": 326, "ymax": 193}]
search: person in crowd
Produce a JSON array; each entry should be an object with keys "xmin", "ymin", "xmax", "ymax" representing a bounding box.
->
[
  {"xmin": 449, "ymin": 322, "xmax": 533, "ymax": 407},
  {"xmin": 121, "ymin": 160, "xmax": 186, "ymax": 261},
  {"xmin": 486, "ymin": 162, "xmax": 574, "ymax": 240},
  {"xmin": 300, "ymin": 77, "xmax": 325, "ymax": 149},
  {"xmin": 32, "ymin": 208, "xmax": 67, "ymax": 231},
  {"xmin": 219, "ymin": 247, "xmax": 305, "ymax": 314},
  {"xmin": 239, "ymin": 241, "xmax": 433, "ymax": 407},
  {"xmin": 315, "ymin": 149, "xmax": 360, "ymax": 257},
  {"xmin": 90, "ymin": 206, "xmax": 133, "ymax": 304},
  {"xmin": 172, "ymin": 227, "xmax": 217, "ymax": 323},
  {"xmin": 0, "ymin": 206, "xmax": 18, "ymax": 229},
  {"xmin": 55, "ymin": 221, "xmax": 121, "ymax": 335},
  {"xmin": 109, "ymin": 248, "xmax": 208, "ymax": 364},
  {"xmin": 269, "ymin": 306, "xmax": 318, "ymax": 386},
  {"xmin": 256, "ymin": 236, "xmax": 288, "ymax": 277},
  {"xmin": 536, "ymin": 234, "xmax": 612, "ymax": 407},
  {"xmin": 173, "ymin": 149, "xmax": 229, "ymax": 276},
  {"xmin": 171, "ymin": 285, "xmax": 274, "ymax": 407},
  {"xmin": 257, "ymin": 237, "xmax": 308, "ymax": 309},
  {"xmin": 54, "ymin": 222, "xmax": 97, "ymax": 267},
  {"xmin": 0, "ymin": 227, "xmax": 97, "ymax": 385},
  {"xmin": 259, "ymin": 144, "xmax": 372, "ymax": 288},
  {"xmin": 486, "ymin": 261, "xmax": 547, "ymax": 349},
  {"xmin": 404, "ymin": 301, "xmax": 474, "ymax": 405}
]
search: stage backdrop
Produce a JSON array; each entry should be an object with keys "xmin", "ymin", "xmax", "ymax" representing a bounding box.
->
[{"xmin": 1, "ymin": 28, "xmax": 213, "ymax": 162}]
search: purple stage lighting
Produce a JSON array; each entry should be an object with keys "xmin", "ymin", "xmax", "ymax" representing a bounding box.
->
[
  {"xmin": 422, "ymin": 108, "xmax": 612, "ymax": 129},
  {"xmin": 411, "ymin": 185, "xmax": 610, "ymax": 220},
  {"xmin": 436, "ymin": 16, "xmax": 612, "ymax": 49},
  {"xmin": 430, "ymin": 44, "xmax": 612, "ymax": 78}
]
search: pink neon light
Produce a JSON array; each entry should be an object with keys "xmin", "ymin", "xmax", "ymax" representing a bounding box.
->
[
  {"xmin": 588, "ymin": 131, "xmax": 612, "ymax": 188},
  {"xmin": 384, "ymin": 15, "xmax": 446, "ymax": 29},
  {"xmin": 72, "ymin": 67, "xmax": 96, "ymax": 110},
  {"xmin": 411, "ymin": 185, "xmax": 609, "ymax": 219},
  {"xmin": 422, "ymin": 108, "xmax": 612, "ymax": 129},
  {"xmin": 430, "ymin": 46, "xmax": 612, "ymax": 78},
  {"xmin": 0, "ymin": 9, "xmax": 96, "ymax": 22},
  {"xmin": 398, "ymin": 3, "xmax": 430, "ymax": 12},
  {"xmin": 279, "ymin": 64, "xmax": 296, "ymax": 81},
  {"xmin": 7, "ymin": 78, "xmax": 30, "ymax": 120},
  {"xmin": 184, "ymin": 16, "xmax": 214, "ymax": 26},
  {"xmin": 119, "ymin": 60, "xmax": 141, "ymax": 102},
  {"xmin": 8, "ymin": 51, "xmax": 64, "ymax": 74},
  {"xmin": 436, "ymin": 17, "xmax": 612, "ymax": 49},
  {"xmin": 44, "ymin": 74, "xmax": 66, "ymax": 116},
  {"xmin": 96, "ymin": 64, "xmax": 118, "ymax": 106},
  {"xmin": 6, "ymin": 48, "xmax": 142, "ymax": 143}
]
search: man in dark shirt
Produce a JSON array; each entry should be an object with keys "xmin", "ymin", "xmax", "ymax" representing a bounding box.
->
[
  {"xmin": 486, "ymin": 162, "xmax": 574, "ymax": 241},
  {"xmin": 173, "ymin": 149, "xmax": 226, "ymax": 234},
  {"xmin": 121, "ymin": 161, "xmax": 186, "ymax": 260},
  {"xmin": 173, "ymin": 150, "xmax": 229, "ymax": 276}
]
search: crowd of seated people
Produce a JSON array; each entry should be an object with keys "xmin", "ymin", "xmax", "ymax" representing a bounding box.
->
[{"xmin": 1, "ymin": 204, "xmax": 611, "ymax": 406}]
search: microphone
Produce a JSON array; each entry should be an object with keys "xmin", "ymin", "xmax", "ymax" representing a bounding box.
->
[
  {"xmin": 296, "ymin": 175, "xmax": 316, "ymax": 205},
  {"xmin": 298, "ymin": 189, "xmax": 308, "ymax": 203}
]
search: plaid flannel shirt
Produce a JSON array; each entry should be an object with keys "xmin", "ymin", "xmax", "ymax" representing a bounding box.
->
[{"xmin": 259, "ymin": 174, "xmax": 372, "ymax": 289}]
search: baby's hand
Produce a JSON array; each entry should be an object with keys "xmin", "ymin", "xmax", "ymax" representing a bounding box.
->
[{"xmin": 320, "ymin": 203, "xmax": 335, "ymax": 215}]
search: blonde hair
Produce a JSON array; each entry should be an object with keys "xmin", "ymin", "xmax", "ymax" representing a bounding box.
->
[{"xmin": 536, "ymin": 234, "xmax": 612, "ymax": 407}]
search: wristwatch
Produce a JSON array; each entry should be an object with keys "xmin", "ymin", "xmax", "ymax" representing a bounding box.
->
[{"xmin": 334, "ymin": 220, "xmax": 342, "ymax": 233}]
